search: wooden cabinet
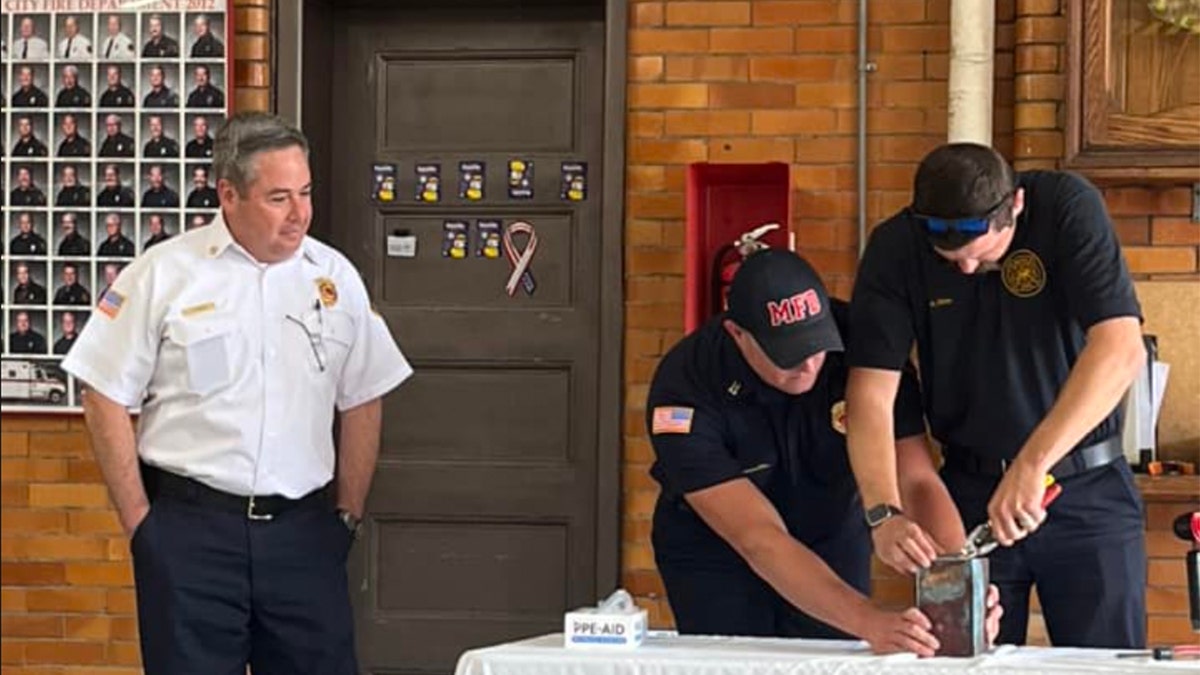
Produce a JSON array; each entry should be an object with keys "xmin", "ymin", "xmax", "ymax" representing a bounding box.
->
[{"xmin": 1067, "ymin": 0, "xmax": 1200, "ymax": 181}]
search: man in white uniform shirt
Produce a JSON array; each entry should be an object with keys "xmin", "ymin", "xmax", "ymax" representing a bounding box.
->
[
  {"xmin": 14, "ymin": 17, "xmax": 49, "ymax": 60},
  {"xmin": 99, "ymin": 15, "xmax": 135, "ymax": 60},
  {"xmin": 58, "ymin": 16, "xmax": 92, "ymax": 59},
  {"xmin": 63, "ymin": 112, "xmax": 412, "ymax": 675}
]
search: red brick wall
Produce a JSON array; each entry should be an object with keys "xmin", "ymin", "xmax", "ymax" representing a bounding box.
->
[
  {"xmin": 1141, "ymin": 485, "xmax": 1200, "ymax": 645},
  {"xmin": 0, "ymin": 2, "xmax": 272, "ymax": 670}
]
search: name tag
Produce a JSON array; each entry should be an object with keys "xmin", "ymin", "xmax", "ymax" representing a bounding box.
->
[{"xmin": 182, "ymin": 302, "xmax": 216, "ymax": 317}]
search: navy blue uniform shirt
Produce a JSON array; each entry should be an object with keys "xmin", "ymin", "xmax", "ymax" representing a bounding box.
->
[
  {"xmin": 97, "ymin": 186, "xmax": 136, "ymax": 207},
  {"xmin": 848, "ymin": 171, "xmax": 1141, "ymax": 462},
  {"xmin": 144, "ymin": 137, "xmax": 179, "ymax": 158},
  {"xmin": 100, "ymin": 85, "xmax": 135, "ymax": 108},
  {"xmin": 56, "ymin": 86, "xmax": 91, "ymax": 108},
  {"xmin": 648, "ymin": 301, "xmax": 926, "ymax": 570},
  {"xmin": 56, "ymin": 185, "xmax": 90, "ymax": 207},
  {"xmin": 57, "ymin": 134, "xmax": 90, "ymax": 157},
  {"xmin": 97, "ymin": 234, "xmax": 136, "ymax": 258},
  {"xmin": 58, "ymin": 232, "xmax": 90, "ymax": 256},
  {"xmin": 99, "ymin": 133, "xmax": 135, "ymax": 157},
  {"xmin": 12, "ymin": 86, "xmax": 48, "ymax": 107},
  {"xmin": 143, "ymin": 87, "xmax": 179, "ymax": 108},
  {"xmin": 186, "ymin": 136, "xmax": 214, "ymax": 159}
]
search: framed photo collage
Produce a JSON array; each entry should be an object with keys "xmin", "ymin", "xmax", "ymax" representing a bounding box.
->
[{"xmin": 2, "ymin": 0, "xmax": 233, "ymax": 412}]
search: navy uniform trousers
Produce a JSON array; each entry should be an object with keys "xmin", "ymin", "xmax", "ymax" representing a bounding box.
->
[
  {"xmin": 941, "ymin": 459, "xmax": 1146, "ymax": 648},
  {"xmin": 659, "ymin": 559, "xmax": 870, "ymax": 639},
  {"xmin": 655, "ymin": 504, "xmax": 873, "ymax": 639},
  {"xmin": 132, "ymin": 467, "xmax": 358, "ymax": 675}
]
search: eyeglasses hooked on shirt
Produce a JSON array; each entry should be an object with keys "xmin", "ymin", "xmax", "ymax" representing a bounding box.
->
[{"xmin": 285, "ymin": 299, "xmax": 327, "ymax": 372}]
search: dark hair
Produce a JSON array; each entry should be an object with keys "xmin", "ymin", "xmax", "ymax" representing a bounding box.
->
[
  {"xmin": 912, "ymin": 143, "xmax": 1016, "ymax": 249},
  {"xmin": 213, "ymin": 112, "xmax": 309, "ymax": 196}
]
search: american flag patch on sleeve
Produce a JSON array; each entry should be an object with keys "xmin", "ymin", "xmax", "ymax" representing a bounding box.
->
[
  {"xmin": 652, "ymin": 406, "xmax": 694, "ymax": 434},
  {"xmin": 97, "ymin": 289, "xmax": 125, "ymax": 319}
]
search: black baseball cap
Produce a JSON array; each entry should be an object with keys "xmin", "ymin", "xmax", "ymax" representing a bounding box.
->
[{"xmin": 726, "ymin": 249, "xmax": 843, "ymax": 369}]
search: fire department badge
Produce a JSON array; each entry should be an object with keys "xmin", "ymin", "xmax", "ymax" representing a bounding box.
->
[
  {"xmin": 831, "ymin": 400, "xmax": 848, "ymax": 435},
  {"xmin": 316, "ymin": 277, "xmax": 338, "ymax": 308},
  {"xmin": 1001, "ymin": 249, "xmax": 1046, "ymax": 298}
]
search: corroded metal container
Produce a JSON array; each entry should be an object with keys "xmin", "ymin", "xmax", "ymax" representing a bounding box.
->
[{"xmin": 916, "ymin": 557, "xmax": 989, "ymax": 657}]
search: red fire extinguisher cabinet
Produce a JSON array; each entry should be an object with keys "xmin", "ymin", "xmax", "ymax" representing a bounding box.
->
[{"xmin": 684, "ymin": 162, "xmax": 792, "ymax": 334}]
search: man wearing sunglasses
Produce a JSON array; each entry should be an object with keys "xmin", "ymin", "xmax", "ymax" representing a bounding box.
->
[{"xmin": 845, "ymin": 142, "xmax": 1147, "ymax": 649}]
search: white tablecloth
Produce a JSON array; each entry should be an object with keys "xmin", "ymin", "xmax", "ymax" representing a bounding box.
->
[{"xmin": 454, "ymin": 632, "xmax": 1200, "ymax": 675}]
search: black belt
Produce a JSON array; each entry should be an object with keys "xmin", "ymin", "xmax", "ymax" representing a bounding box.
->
[
  {"xmin": 141, "ymin": 464, "xmax": 330, "ymax": 520},
  {"xmin": 944, "ymin": 435, "xmax": 1124, "ymax": 479}
]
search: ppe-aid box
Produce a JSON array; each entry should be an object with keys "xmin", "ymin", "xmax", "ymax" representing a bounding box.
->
[{"xmin": 563, "ymin": 589, "xmax": 647, "ymax": 649}]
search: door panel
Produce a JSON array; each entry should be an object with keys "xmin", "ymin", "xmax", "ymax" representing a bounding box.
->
[
  {"xmin": 383, "ymin": 366, "xmax": 572, "ymax": 462},
  {"xmin": 378, "ymin": 55, "xmax": 578, "ymax": 152},
  {"xmin": 330, "ymin": 7, "xmax": 608, "ymax": 674},
  {"xmin": 377, "ymin": 521, "xmax": 569, "ymax": 613}
]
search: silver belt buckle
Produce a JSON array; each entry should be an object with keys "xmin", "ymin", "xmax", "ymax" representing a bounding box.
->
[{"xmin": 247, "ymin": 495, "xmax": 274, "ymax": 521}]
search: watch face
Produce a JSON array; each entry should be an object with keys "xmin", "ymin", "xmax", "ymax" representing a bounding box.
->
[
  {"xmin": 866, "ymin": 505, "xmax": 884, "ymax": 523},
  {"xmin": 867, "ymin": 504, "xmax": 899, "ymax": 526}
]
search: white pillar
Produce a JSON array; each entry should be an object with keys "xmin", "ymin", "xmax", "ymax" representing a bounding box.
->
[{"xmin": 947, "ymin": 0, "xmax": 995, "ymax": 144}]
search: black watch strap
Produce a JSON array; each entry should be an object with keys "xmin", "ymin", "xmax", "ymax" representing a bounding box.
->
[{"xmin": 865, "ymin": 503, "xmax": 903, "ymax": 528}]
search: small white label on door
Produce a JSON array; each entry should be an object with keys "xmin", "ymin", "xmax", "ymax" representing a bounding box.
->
[{"xmin": 387, "ymin": 235, "xmax": 417, "ymax": 258}]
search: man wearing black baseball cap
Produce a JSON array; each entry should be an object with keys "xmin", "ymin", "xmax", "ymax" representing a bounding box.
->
[
  {"xmin": 725, "ymin": 248, "xmax": 844, "ymax": 377},
  {"xmin": 646, "ymin": 248, "xmax": 997, "ymax": 653}
]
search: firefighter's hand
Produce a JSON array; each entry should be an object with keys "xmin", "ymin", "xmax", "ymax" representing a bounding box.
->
[
  {"xmin": 871, "ymin": 514, "xmax": 942, "ymax": 574},
  {"xmin": 122, "ymin": 502, "xmax": 151, "ymax": 539},
  {"xmin": 987, "ymin": 459, "xmax": 1047, "ymax": 546},
  {"xmin": 862, "ymin": 607, "xmax": 939, "ymax": 657},
  {"xmin": 985, "ymin": 584, "xmax": 1003, "ymax": 646}
]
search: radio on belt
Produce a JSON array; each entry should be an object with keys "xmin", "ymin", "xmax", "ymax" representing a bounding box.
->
[{"xmin": 563, "ymin": 588, "xmax": 647, "ymax": 649}]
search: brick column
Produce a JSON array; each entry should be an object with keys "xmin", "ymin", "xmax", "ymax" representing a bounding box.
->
[
  {"xmin": 1012, "ymin": 0, "xmax": 1064, "ymax": 171},
  {"xmin": 234, "ymin": 0, "xmax": 273, "ymax": 112}
]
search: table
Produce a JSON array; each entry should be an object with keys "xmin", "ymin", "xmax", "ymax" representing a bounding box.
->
[{"xmin": 454, "ymin": 632, "xmax": 1200, "ymax": 675}]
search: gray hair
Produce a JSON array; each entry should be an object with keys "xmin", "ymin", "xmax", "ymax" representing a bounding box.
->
[{"xmin": 213, "ymin": 112, "xmax": 309, "ymax": 195}]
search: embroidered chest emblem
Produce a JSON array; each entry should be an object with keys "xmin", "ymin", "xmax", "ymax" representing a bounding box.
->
[
  {"xmin": 316, "ymin": 277, "xmax": 338, "ymax": 308},
  {"xmin": 1001, "ymin": 249, "xmax": 1046, "ymax": 298},
  {"xmin": 831, "ymin": 400, "xmax": 848, "ymax": 435}
]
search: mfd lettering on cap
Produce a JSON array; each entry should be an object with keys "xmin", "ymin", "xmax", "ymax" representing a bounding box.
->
[{"xmin": 767, "ymin": 289, "xmax": 822, "ymax": 326}]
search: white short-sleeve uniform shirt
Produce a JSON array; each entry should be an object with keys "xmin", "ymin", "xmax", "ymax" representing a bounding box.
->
[
  {"xmin": 98, "ymin": 32, "xmax": 135, "ymax": 60},
  {"xmin": 13, "ymin": 35, "xmax": 49, "ymax": 60},
  {"xmin": 59, "ymin": 34, "xmax": 92, "ymax": 59},
  {"xmin": 62, "ymin": 214, "xmax": 413, "ymax": 498}
]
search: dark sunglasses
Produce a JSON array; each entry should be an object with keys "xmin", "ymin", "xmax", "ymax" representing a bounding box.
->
[{"xmin": 912, "ymin": 191, "xmax": 1013, "ymax": 236}]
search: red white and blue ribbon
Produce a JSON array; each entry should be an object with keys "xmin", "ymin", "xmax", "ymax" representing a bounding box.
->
[{"xmin": 503, "ymin": 220, "xmax": 538, "ymax": 296}]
